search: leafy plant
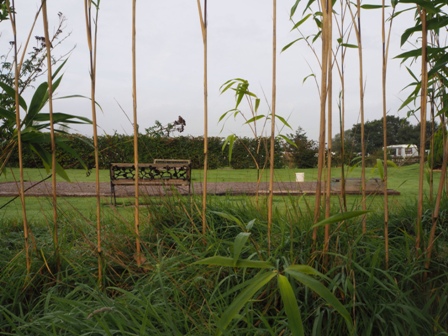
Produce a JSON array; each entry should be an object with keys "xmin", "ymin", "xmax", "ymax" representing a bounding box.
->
[
  {"xmin": 219, "ymin": 78, "xmax": 295, "ymax": 176},
  {"xmin": 194, "ymin": 211, "xmax": 360, "ymax": 335},
  {"xmin": 0, "ymin": 61, "xmax": 92, "ymax": 180}
]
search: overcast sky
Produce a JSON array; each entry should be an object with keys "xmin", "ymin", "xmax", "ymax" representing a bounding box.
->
[{"xmin": 4, "ymin": 1, "xmax": 419, "ymax": 141}]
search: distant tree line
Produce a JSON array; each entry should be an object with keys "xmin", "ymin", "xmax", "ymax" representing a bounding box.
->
[{"xmin": 332, "ymin": 116, "xmax": 438, "ymax": 165}]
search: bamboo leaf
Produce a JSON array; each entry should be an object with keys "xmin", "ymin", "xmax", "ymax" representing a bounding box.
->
[
  {"xmin": 216, "ymin": 271, "xmax": 277, "ymax": 335},
  {"xmin": 219, "ymin": 80, "xmax": 236, "ymax": 94},
  {"xmin": 311, "ymin": 211, "xmax": 369, "ymax": 229},
  {"xmin": 428, "ymin": 52, "xmax": 448, "ymax": 77},
  {"xmin": 194, "ymin": 256, "xmax": 273, "ymax": 269},
  {"xmin": 341, "ymin": 43, "xmax": 358, "ymax": 49},
  {"xmin": 285, "ymin": 267, "xmax": 353, "ymax": 333},
  {"xmin": 218, "ymin": 109, "xmax": 237, "ymax": 123},
  {"xmin": 254, "ymin": 98, "xmax": 260, "ymax": 113},
  {"xmin": 277, "ymin": 134, "xmax": 297, "ymax": 148},
  {"xmin": 245, "ymin": 115, "xmax": 265, "ymax": 124},
  {"xmin": 290, "ymin": 0, "xmax": 300, "ymax": 17},
  {"xmin": 302, "ymin": 73, "xmax": 315, "ymax": 83},
  {"xmin": 401, "ymin": 16, "xmax": 448, "ymax": 46},
  {"xmin": 221, "ymin": 134, "xmax": 236, "ymax": 163},
  {"xmin": 291, "ymin": 13, "xmax": 312, "ymax": 30},
  {"xmin": 235, "ymin": 81, "xmax": 249, "ymax": 108},
  {"xmin": 275, "ymin": 115, "xmax": 292, "ymax": 128},
  {"xmin": 360, "ymin": 4, "xmax": 385, "ymax": 9},
  {"xmin": 282, "ymin": 38, "xmax": 303, "ymax": 52},
  {"xmin": 277, "ymin": 274, "xmax": 304, "ymax": 336},
  {"xmin": 398, "ymin": 0, "xmax": 438, "ymax": 13},
  {"xmin": 55, "ymin": 94, "xmax": 104, "ymax": 113},
  {"xmin": 233, "ymin": 232, "xmax": 251, "ymax": 266}
]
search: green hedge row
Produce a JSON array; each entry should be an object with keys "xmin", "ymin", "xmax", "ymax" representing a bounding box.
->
[{"xmin": 8, "ymin": 134, "xmax": 288, "ymax": 170}]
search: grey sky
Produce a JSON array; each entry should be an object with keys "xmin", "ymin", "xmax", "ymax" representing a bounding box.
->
[{"xmin": 5, "ymin": 1, "xmax": 419, "ymax": 141}]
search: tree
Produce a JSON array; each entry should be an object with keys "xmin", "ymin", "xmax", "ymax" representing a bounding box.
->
[
  {"xmin": 284, "ymin": 127, "xmax": 318, "ymax": 168},
  {"xmin": 334, "ymin": 116, "xmax": 437, "ymax": 155}
]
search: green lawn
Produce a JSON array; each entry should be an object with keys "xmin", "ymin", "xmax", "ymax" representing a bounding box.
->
[{"xmin": 0, "ymin": 165, "xmax": 441, "ymax": 221}]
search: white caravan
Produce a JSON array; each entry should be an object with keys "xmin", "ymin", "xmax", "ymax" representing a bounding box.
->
[{"xmin": 386, "ymin": 144, "xmax": 419, "ymax": 158}]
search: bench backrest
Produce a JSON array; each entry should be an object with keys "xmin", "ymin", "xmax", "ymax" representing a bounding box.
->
[{"xmin": 110, "ymin": 160, "xmax": 191, "ymax": 182}]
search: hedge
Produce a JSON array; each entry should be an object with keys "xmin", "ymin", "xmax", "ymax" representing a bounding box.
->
[{"xmin": 6, "ymin": 133, "xmax": 288, "ymax": 170}]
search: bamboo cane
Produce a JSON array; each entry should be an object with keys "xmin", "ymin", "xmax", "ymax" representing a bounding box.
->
[
  {"xmin": 356, "ymin": 0, "xmax": 367, "ymax": 233},
  {"xmin": 313, "ymin": 0, "xmax": 331, "ymax": 244},
  {"xmin": 338, "ymin": 1, "xmax": 347, "ymax": 212},
  {"xmin": 381, "ymin": 0, "xmax": 389, "ymax": 269},
  {"xmin": 267, "ymin": 0, "xmax": 277, "ymax": 256},
  {"xmin": 131, "ymin": 0, "xmax": 142, "ymax": 266},
  {"xmin": 323, "ymin": 3, "xmax": 333, "ymax": 263},
  {"xmin": 41, "ymin": 0, "xmax": 59, "ymax": 272},
  {"xmin": 416, "ymin": 7, "xmax": 428, "ymax": 256},
  {"xmin": 196, "ymin": 0, "xmax": 208, "ymax": 235},
  {"xmin": 8, "ymin": 0, "xmax": 31, "ymax": 275},
  {"xmin": 83, "ymin": 0, "xmax": 103, "ymax": 281},
  {"xmin": 381, "ymin": 0, "xmax": 393, "ymax": 269}
]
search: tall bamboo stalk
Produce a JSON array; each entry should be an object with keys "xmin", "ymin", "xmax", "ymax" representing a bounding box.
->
[
  {"xmin": 323, "ymin": 5, "xmax": 333, "ymax": 262},
  {"xmin": 131, "ymin": 0, "xmax": 142, "ymax": 266},
  {"xmin": 83, "ymin": 0, "xmax": 103, "ymax": 282},
  {"xmin": 381, "ymin": 0, "xmax": 389, "ymax": 269},
  {"xmin": 267, "ymin": 0, "xmax": 277, "ymax": 256},
  {"xmin": 356, "ymin": 0, "xmax": 367, "ymax": 233},
  {"xmin": 416, "ymin": 6, "xmax": 428, "ymax": 255},
  {"xmin": 337, "ymin": 0, "xmax": 347, "ymax": 213},
  {"xmin": 196, "ymin": 0, "xmax": 208, "ymax": 235},
  {"xmin": 8, "ymin": 0, "xmax": 30, "ymax": 274},
  {"xmin": 41, "ymin": 0, "xmax": 59, "ymax": 272},
  {"xmin": 313, "ymin": 0, "xmax": 332, "ymax": 244}
]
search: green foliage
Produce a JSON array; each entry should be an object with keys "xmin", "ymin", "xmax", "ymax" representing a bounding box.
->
[
  {"xmin": 6, "ymin": 134, "xmax": 289, "ymax": 170},
  {"xmin": 333, "ymin": 116, "xmax": 437, "ymax": 156},
  {"xmin": 284, "ymin": 127, "xmax": 318, "ymax": 168},
  {"xmin": 429, "ymin": 124, "xmax": 445, "ymax": 169},
  {"xmin": 0, "ymin": 194, "xmax": 447, "ymax": 334},
  {"xmin": 194, "ymin": 211, "xmax": 362, "ymax": 335},
  {"xmin": 0, "ymin": 62, "xmax": 92, "ymax": 180},
  {"xmin": 219, "ymin": 78, "xmax": 292, "ymax": 172}
]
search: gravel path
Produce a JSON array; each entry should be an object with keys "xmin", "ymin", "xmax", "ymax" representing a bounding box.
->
[{"xmin": 0, "ymin": 180, "xmax": 399, "ymax": 197}]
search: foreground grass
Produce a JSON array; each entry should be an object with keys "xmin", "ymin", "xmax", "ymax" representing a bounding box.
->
[{"xmin": 0, "ymin": 193, "xmax": 447, "ymax": 335}]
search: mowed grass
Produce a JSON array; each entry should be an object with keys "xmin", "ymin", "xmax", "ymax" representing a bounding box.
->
[{"xmin": 0, "ymin": 164, "xmax": 440, "ymax": 221}]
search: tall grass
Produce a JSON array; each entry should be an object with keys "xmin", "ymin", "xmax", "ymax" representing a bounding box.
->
[{"xmin": 1, "ymin": 194, "xmax": 446, "ymax": 334}]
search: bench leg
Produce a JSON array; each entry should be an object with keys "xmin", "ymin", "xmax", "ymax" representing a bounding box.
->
[{"xmin": 111, "ymin": 183, "xmax": 117, "ymax": 206}]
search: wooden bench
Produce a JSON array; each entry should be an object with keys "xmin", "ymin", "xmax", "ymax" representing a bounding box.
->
[{"xmin": 110, "ymin": 159, "xmax": 191, "ymax": 205}]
